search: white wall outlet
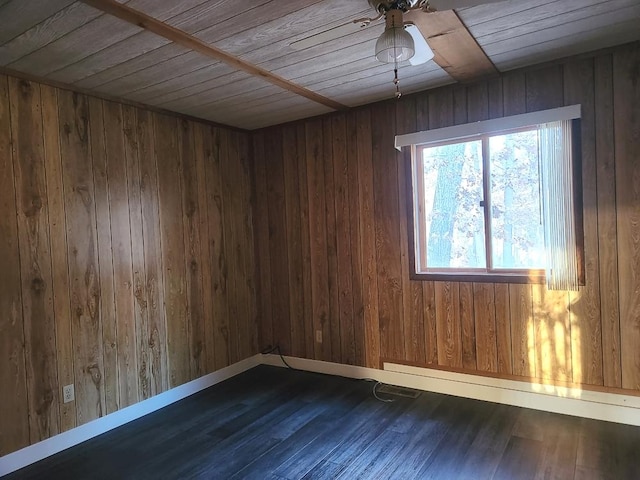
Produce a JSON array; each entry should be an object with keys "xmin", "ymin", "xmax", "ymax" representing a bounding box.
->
[
  {"xmin": 315, "ymin": 330, "xmax": 322, "ymax": 343},
  {"xmin": 63, "ymin": 384, "xmax": 75, "ymax": 403}
]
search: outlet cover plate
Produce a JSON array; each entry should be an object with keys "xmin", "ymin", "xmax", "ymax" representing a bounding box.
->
[{"xmin": 63, "ymin": 384, "xmax": 74, "ymax": 403}]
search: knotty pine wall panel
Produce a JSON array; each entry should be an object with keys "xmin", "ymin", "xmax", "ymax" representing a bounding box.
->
[
  {"xmin": 0, "ymin": 75, "xmax": 257, "ymax": 456},
  {"xmin": 252, "ymin": 41, "xmax": 640, "ymax": 396},
  {"xmin": 614, "ymin": 42, "xmax": 640, "ymax": 391}
]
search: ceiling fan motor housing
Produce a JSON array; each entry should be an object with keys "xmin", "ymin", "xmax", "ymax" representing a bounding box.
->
[{"xmin": 368, "ymin": 0, "xmax": 420, "ymax": 13}]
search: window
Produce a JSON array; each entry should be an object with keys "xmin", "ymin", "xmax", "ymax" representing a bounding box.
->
[{"xmin": 396, "ymin": 106, "xmax": 584, "ymax": 289}]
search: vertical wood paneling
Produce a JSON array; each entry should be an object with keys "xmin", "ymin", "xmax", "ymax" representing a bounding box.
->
[
  {"xmin": 136, "ymin": 108, "xmax": 168, "ymax": 395},
  {"xmin": 224, "ymin": 131, "xmax": 246, "ymax": 364},
  {"xmin": 435, "ymin": 281, "xmax": 462, "ymax": 368},
  {"xmin": 332, "ymin": 115, "xmax": 355, "ymax": 365},
  {"xmin": 453, "ymin": 86, "xmax": 468, "ymax": 124},
  {"xmin": 9, "ymin": 77, "xmax": 60, "ymax": 442},
  {"xmin": 252, "ymin": 131, "xmax": 271, "ymax": 352},
  {"xmin": 594, "ymin": 54, "xmax": 622, "ymax": 389},
  {"xmin": 614, "ymin": 43, "xmax": 640, "ymax": 390},
  {"xmin": 103, "ymin": 101, "xmax": 139, "ymax": 407},
  {"xmin": 155, "ymin": 113, "xmax": 189, "ymax": 388},
  {"xmin": 41, "ymin": 84, "xmax": 76, "ymax": 431},
  {"xmin": 58, "ymin": 89, "xmax": 105, "ymax": 424},
  {"xmin": 237, "ymin": 130, "xmax": 256, "ymax": 359},
  {"xmin": 323, "ymin": 117, "xmax": 341, "ymax": 364},
  {"xmin": 467, "ymin": 83, "xmax": 488, "ymax": 121},
  {"xmin": 356, "ymin": 107, "xmax": 380, "ymax": 368},
  {"xmin": 494, "ymin": 284, "xmax": 512, "ymax": 375},
  {"xmin": 346, "ymin": 112, "xmax": 365, "ymax": 366},
  {"xmin": 207, "ymin": 127, "xmax": 231, "ymax": 368},
  {"xmin": 0, "ymin": 75, "xmax": 258, "ymax": 457},
  {"xmin": 525, "ymin": 65, "xmax": 564, "ymax": 112},
  {"xmin": 88, "ymin": 97, "xmax": 117, "ymax": 415},
  {"xmin": 306, "ymin": 117, "xmax": 331, "ymax": 361},
  {"xmin": 282, "ymin": 125, "xmax": 305, "ymax": 358},
  {"xmin": 474, "ymin": 283, "xmax": 498, "ymax": 373},
  {"xmin": 178, "ymin": 119, "xmax": 205, "ymax": 378},
  {"xmin": 372, "ymin": 101, "xmax": 405, "ymax": 362},
  {"xmin": 396, "ymin": 96, "xmax": 425, "ymax": 365},
  {"xmin": 193, "ymin": 122, "xmax": 215, "ymax": 373},
  {"xmin": 122, "ymin": 105, "xmax": 151, "ymax": 400},
  {"xmin": 423, "ymin": 281, "xmax": 438, "ymax": 365},
  {"xmin": 532, "ymin": 287, "xmax": 572, "ymax": 382},
  {"xmin": 296, "ymin": 123, "xmax": 314, "ymax": 360},
  {"xmin": 564, "ymin": 57, "xmax": 603, "ymax": 387},
  {"xmin": 0, "ymin": 74, "xmax": 29, "ymax": 456},
  {"xmin": 487, "ymin": 78, "xmax": 504, "ymax": 119},
  {"xmin": 502, "ymin": 71, "xmax": 526, "ymax": 116},
  {"xmin": 509, "ymin": 284, "xmax": 535, "ymax": 377},
  {"xmin": 265, "ymin": 128, "xmax": 291, "ymax": 356},
  {"xmin": 460, "ymin": 282, "xmax": 477, "ymax": 370}
]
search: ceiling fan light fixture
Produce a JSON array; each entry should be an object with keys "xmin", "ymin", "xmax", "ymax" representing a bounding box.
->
[
  {"xmin": 375, "ymin": 26, "xmax": 415, "ymax": 63},
  {"xmin": 375, "ymin": 9, "xmax": 415, "ymax": 63}
]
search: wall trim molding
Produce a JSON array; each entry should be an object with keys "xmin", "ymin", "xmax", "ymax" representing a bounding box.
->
[
  {"xmin": 4, "ymin": 353, "xmax": 640, "ymax": 476},
  {"xmin": 0, "ymin": 355, "xmax": 261, "ymax": 477},
  {"xmin": 261, "ymin": 355, "xmax": 640, "ymax": 426}
]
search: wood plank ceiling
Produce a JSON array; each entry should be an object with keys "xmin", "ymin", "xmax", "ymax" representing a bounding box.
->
[{"xmin": 0, "ymin": 0, "xmax": 639, "ymax": 130}]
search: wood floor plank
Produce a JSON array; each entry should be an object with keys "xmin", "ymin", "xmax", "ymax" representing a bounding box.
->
[
  {"xmin": 7, "ymin": 366, "xmax": 640, "ymax": 480},
  {"xmin": 492, "ymin": 435, "xmax": 544, "ymax": 480},
  {"xmin": 415, "ymin": 396, "xmax": 497, "ymax": 478},
  {"xmin": 455, "ymin": 403, "xmax": 520, "ymax": 479}
]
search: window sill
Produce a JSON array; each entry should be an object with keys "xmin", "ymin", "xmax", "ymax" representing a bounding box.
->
[{"xmin": 410, "ymin": 272, "xmax": 546, "ymax": 284}]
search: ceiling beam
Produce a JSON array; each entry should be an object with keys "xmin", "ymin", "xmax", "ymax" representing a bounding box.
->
[
  {"xmin": 80, "ymin": 0, "xmax": 349, "ymax": 112},
  {"xmin": 406, "ymin": 9, "xmax": 498, "ymax": 83}
]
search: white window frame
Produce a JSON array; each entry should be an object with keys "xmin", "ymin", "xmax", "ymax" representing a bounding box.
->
[{"xmin": 397, "ymin": 105, "xmax": 585, "ymax": 288}]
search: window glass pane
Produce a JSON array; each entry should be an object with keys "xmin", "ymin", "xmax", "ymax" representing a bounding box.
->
[
  {"xmin": 489, "ymin": 130, "xmax": 545, "ymax": 269},
  {"xmin": 421, "ymin": 140, "xmax": 486, "ymax": 269}
]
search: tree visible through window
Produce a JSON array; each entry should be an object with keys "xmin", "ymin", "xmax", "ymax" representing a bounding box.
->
[
  {"xmin": 414, "ymin": 126, "xmax": 545, "ymax": 277},
  {"xmin": 400, "ymin": 106, "xmax": 584, "ymax": 288},
  {"xmin": 412, "ymin": 122, "xmax": 584, "ymax": 289}
]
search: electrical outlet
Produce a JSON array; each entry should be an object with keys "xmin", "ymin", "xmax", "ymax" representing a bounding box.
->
[
  {"xmin": 315, "ymin": 330, "xmax": 322, "ymax": 343},
  {"xmin": 63, "ymin": 384, "xmax": 75, "ymax": 403}
]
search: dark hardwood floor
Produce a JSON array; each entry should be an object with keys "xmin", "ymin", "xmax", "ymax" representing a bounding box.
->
[{"xmin": 6, "ymin": 365, "xmax": 640, "ymax": 479}]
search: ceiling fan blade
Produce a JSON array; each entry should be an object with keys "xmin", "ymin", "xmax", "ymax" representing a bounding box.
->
[
  {"xmin": 428, "ymin": 0, "xmax": 506, "ymax": 10},
  {"xmin": 404, "ymin": 23, "xmax": 434, "ymax": 65},
  {"xmin": 290, "ymin": 21, "xmax": 368, "ymax": 51},
  {"xmin": 404, "ymin": 9, "xmax": 497, "ymax": 82}
]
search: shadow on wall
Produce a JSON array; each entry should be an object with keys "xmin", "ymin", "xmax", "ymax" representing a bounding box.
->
[{"xmin": 528, "ymin": 285, "xmax": 585, "ymax": 398}]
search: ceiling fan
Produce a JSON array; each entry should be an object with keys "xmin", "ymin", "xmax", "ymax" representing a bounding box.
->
[{"xmin": 290, "ymin": 0, "xmax": 504, "ymax": 96}]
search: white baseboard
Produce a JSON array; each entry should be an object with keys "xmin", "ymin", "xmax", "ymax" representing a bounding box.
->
[
  {"xmin": 261, "ymin": 354, "xmax": 640, "ymax": 426},
  {"xmin": 4, "ymin": 352, "xmax": 639, "ymax": 477},
  {"xmin": 0, "ymin": 354, "xmax": 261, "ymax": 477}
]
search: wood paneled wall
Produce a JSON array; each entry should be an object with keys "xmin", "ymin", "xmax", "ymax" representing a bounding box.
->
[
  {"xmin": 0, "ymin": 75, "xmax": 257, "ymax": 456},
  {"xmin": 252, "ymin": 42, "xmax": 640, "ymax": 393}
]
